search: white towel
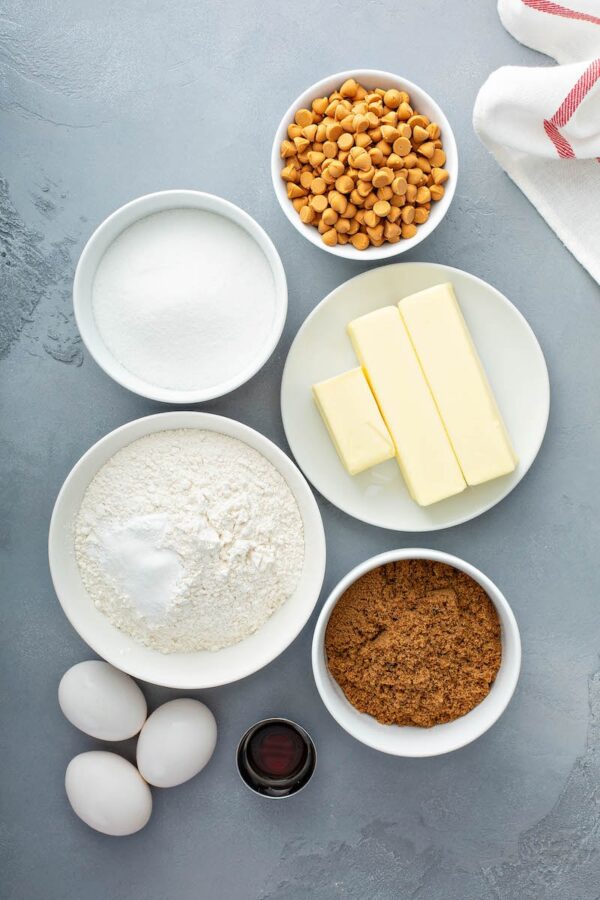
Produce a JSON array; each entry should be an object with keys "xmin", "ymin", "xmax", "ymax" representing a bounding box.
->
[{"xmin": 473, "ymin": 0, "xmax": 600, "ymax": 284}]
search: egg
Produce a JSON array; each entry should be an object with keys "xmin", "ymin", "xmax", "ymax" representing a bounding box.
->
[
  {"xmin": 59, "ymin": 660, "xmax": 147, "ymax": 741},
  {"xmin": 136, "ymin": 698, "xmax": 217, "ymax": 788},
  {"xmin": 65, "ymin": 751, "xmax": 152, "ymax": 836}
]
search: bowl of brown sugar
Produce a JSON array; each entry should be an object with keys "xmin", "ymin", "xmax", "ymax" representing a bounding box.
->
[{"xmin": 312, "ymin": 549, "xmax": 521, "ymax": 757}]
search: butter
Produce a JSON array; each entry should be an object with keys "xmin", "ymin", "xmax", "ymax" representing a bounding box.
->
[
  {"xmin": 347, "ymin": 307, "xmax": 466, "ymax": 506},
  {"xmin": 312, "ymin": 368, "xmax": 395, "ymax": 476},
  {"xmin": 398, "ymin": 283, "xmax": 517, "ymax": 486}
]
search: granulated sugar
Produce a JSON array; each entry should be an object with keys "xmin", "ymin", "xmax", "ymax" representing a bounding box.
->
[
  {"xmin": 74, "ymin": 429, "xmax": 305, "ymax": 653},
  {"xmin": 91, "ymin": 208, "xmax": 277, "ymax": 391}
]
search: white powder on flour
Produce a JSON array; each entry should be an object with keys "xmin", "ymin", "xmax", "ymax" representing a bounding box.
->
[
  {"xmin": 92, "ymin": 208, "xmax": 277, "ymax": 391},
  {"xmin": 74, "ymin": 429, "xmax": 305, "ymax": 653}
]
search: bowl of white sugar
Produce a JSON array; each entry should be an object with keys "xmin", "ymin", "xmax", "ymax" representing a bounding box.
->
[
  {"xmin": 49, "ymin": 411, "xmax": 326, "ymax": 688},
  {"xmin": 74, "ymin": 191, "xmax": 287, "ymax": 403}
]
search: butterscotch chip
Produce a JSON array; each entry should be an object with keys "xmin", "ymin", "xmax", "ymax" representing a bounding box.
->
[
  {"xmin": 412, "ymin": 124, "xmax": 429, "ymax": 143},
  {"xmin": 373, "ymin": 200, "xmax": 391, "ymax": 217},
  {"xmin": 366, "ymin": 223, "xmax": 384, "ymax": 241},
  {"xmin": 307, "ymin": 150, "xmax": 325, "ymax": 167},
  {"xmin": 383, "ymin": 88, "xmax": 402, "ymax": 109},
  {"xmin": 407, "ymin": 169, "xmax": 425, "ymax": 186},
  {"xmin": 325, "ymin": 159, "xmax": 345, "ymax": 179},
  {"xmin": 299, "ymin": 205, "xmax": 314, "ymax": 224},
  {"xmin": 381, "ymin": 125, "xmax": 400, "ymax": 142},
  {"xmin": 372, "ymin": 167, "xmax": 394, "ymax": 188},
  {"xmin": 335, "ymin": 175, "xmax": 354, "ymax": 194},
  {"xmin": 392, "ymin": 136, "xmax": 412, "ymax": 157},
  {"xmin": 408, "ymin": 114, "xmax": 429, "ymax": 129},
  {"xmin": 294, "ymin": 108, "xmax": 313, "ymax": 127},
  {"xmin": 351, "ymin": 232, "xmax": 370, "ymax": 250},
  {"xmin": 309, "ymin": 194, "xmax": 328, "ymax": 213},
  {"xmin": 384, "ymin": 221, "xmax": 401, "ymax": 241},
  {"xmin": 340, "ymin": 78, "xmax": 358, "ymax": 98},
  {"xmin": 417, "ymin": 141, "xmax": 436, "ymax": 159},
  {"xmin": 286, "ymin": 183, "xmax": 305, "ymax": 199},
  {"xmin": 281, "ymin": 164, "xmax": 299, "ymax": 183},
  {"xmin": 280, "ymin": 140, "xmax": 296, "ymax": 159}
]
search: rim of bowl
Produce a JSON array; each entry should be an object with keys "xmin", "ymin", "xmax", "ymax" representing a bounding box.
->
[
  {"xmin": 312, "ymin": 548, "xmax": 521, "ymax": 757},
  {"xmin": 73, "ymin": 190, "xmax": 288, "ymax": 404},
  {"xmin": 48, "ymin": 411, "xmax": 326, "ymax": 688},
  {"xmin": 271, "ymin": 69, "xmax": 458, "ymax": 261}
]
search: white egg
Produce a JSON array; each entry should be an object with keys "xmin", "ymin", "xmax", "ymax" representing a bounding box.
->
[
  {"xmin": 136, "ymin": 698, "xmax": 217, "ymax": 788},
  {"xmin": 58, "ymin": 660, "xmax": 147, "ymax": 741},
  {"xmin": 65, "ymin": 751, "xmax": 152, "ymax": 836}
]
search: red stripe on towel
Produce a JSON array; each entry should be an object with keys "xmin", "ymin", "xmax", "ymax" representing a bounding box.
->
[
  {"xmin": 550, "ymin": 58, "xmax": 600, "ymax": 126},
  {"xmin": 521, "ymin": 0, "xmax": 600, "ymax": 25},
  {"xmin": 543, "ymin": 59, "xmax": 600, "ymax": 157},
  {"xmin": 543, "ymin": 120, "xmax": 575, "ymax": 157}
]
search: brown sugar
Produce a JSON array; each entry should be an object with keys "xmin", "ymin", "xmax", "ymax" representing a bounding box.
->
[{"xmin": 325, "ymin": 559, "xmax": 502, "ymax": 727}]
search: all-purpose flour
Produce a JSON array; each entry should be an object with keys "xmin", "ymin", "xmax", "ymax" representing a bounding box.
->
[
  {"xmin": 74, "ymin": 429, "xmax": 305, "ymax": 653},
  {"xmin": 91, "ymin": 208, "xmax": 277, "ymax": 391}
]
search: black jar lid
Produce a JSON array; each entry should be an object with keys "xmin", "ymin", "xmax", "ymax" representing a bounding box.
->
[{"xmin": 236, "ymin": 717, "xmax": 316, "ymax": 798}]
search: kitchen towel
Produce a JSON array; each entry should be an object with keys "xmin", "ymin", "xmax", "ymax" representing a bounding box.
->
[{"xmin": 473, "ymin": 0, "xmax": 600, "ymax": 284}]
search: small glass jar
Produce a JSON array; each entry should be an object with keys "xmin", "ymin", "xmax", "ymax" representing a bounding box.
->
[{"xmin": 236, "ymin": 717, "xmax": 316, "ymax": 798}]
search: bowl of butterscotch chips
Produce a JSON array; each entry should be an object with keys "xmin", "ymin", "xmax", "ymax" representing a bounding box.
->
[
  {"xmin": 312, "ymin": 548, "xmax": 521, "ymax": 756},
  {"xmin": 271, "ymin": 70, "xmax": 458, "ymax": 259}
]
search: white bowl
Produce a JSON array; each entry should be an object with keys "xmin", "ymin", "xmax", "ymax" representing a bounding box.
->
[
  {"xmin": 73, "ymin": 190, "xmax": 288, "ymax": 404},
  {"xmin": 49, "ymin": 412, "xmax": 326, "ymax": 688},
  {"xmin": 271, "ymin": 69, "xmax": 458, "ymax": 260},
  {"xmin": 312, "ymin": 549, "xmax": 521, "ymax": 757}
]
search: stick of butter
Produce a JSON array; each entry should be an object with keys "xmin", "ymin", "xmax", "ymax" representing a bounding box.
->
[
  {"xmin": 347, "ymin": 307, "xmax": 466, "ymax": 506},
  {"xmin": 398, "ymin": 283, "xmax": 517, "ymax": 486},
  {"xmin": 312, "ymin": 368, "xmax": 395, "ymax": 476}
]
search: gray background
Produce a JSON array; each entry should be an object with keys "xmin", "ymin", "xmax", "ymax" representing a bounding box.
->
[{"xmin": 1, "ymin": 1, "xmax": 599, "ymax": 898}]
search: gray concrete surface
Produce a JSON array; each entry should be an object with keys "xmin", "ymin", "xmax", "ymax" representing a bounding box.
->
[{"xmin": 1, "ymin": 2, "xmax": 600, "ymax": 898}]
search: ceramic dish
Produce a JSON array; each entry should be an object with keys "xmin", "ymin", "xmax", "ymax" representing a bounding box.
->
[
  {"xmin": 312, "ymin": 548, "xmax": 521, "ymax": 757},
  {"xmin": 281, "ymin": 261, "xmax": 550, "ymax": 532},
  {"xmin": 49, "ymin": 412, "xmax": 326, "ymax": 689},
  {"xmin": 271, "ymin": 69, "xmax": 458, "ymax": 260},
  {"xmin": 73, "ymin": 190, "xmax": 287, "ymax": 404}
]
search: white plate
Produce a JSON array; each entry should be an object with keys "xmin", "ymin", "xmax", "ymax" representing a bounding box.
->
[
  {"xmin": 49, "ymin": 412, "xmax": 326, "ymax": 688},
  {"xmin": 281, "ymin": 262, "xmax": 549, "ymax": 532}
]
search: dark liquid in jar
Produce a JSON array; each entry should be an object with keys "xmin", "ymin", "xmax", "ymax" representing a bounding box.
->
[
  {"xmin": 237, "ymin": 718, "xmax": 316, "ymax": 798},
  {"xmin": 247, "ymin": 723, "xmax": 307, "ymax": 778}
]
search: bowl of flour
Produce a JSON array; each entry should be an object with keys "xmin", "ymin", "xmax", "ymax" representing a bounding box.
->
[
  {"xmin": 74, "ymin": 191, "xmax": 287, "ymax": 403},
  {"xmin": 49, "ymin": 412, "xmax": 326, "ymax": 688}
]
